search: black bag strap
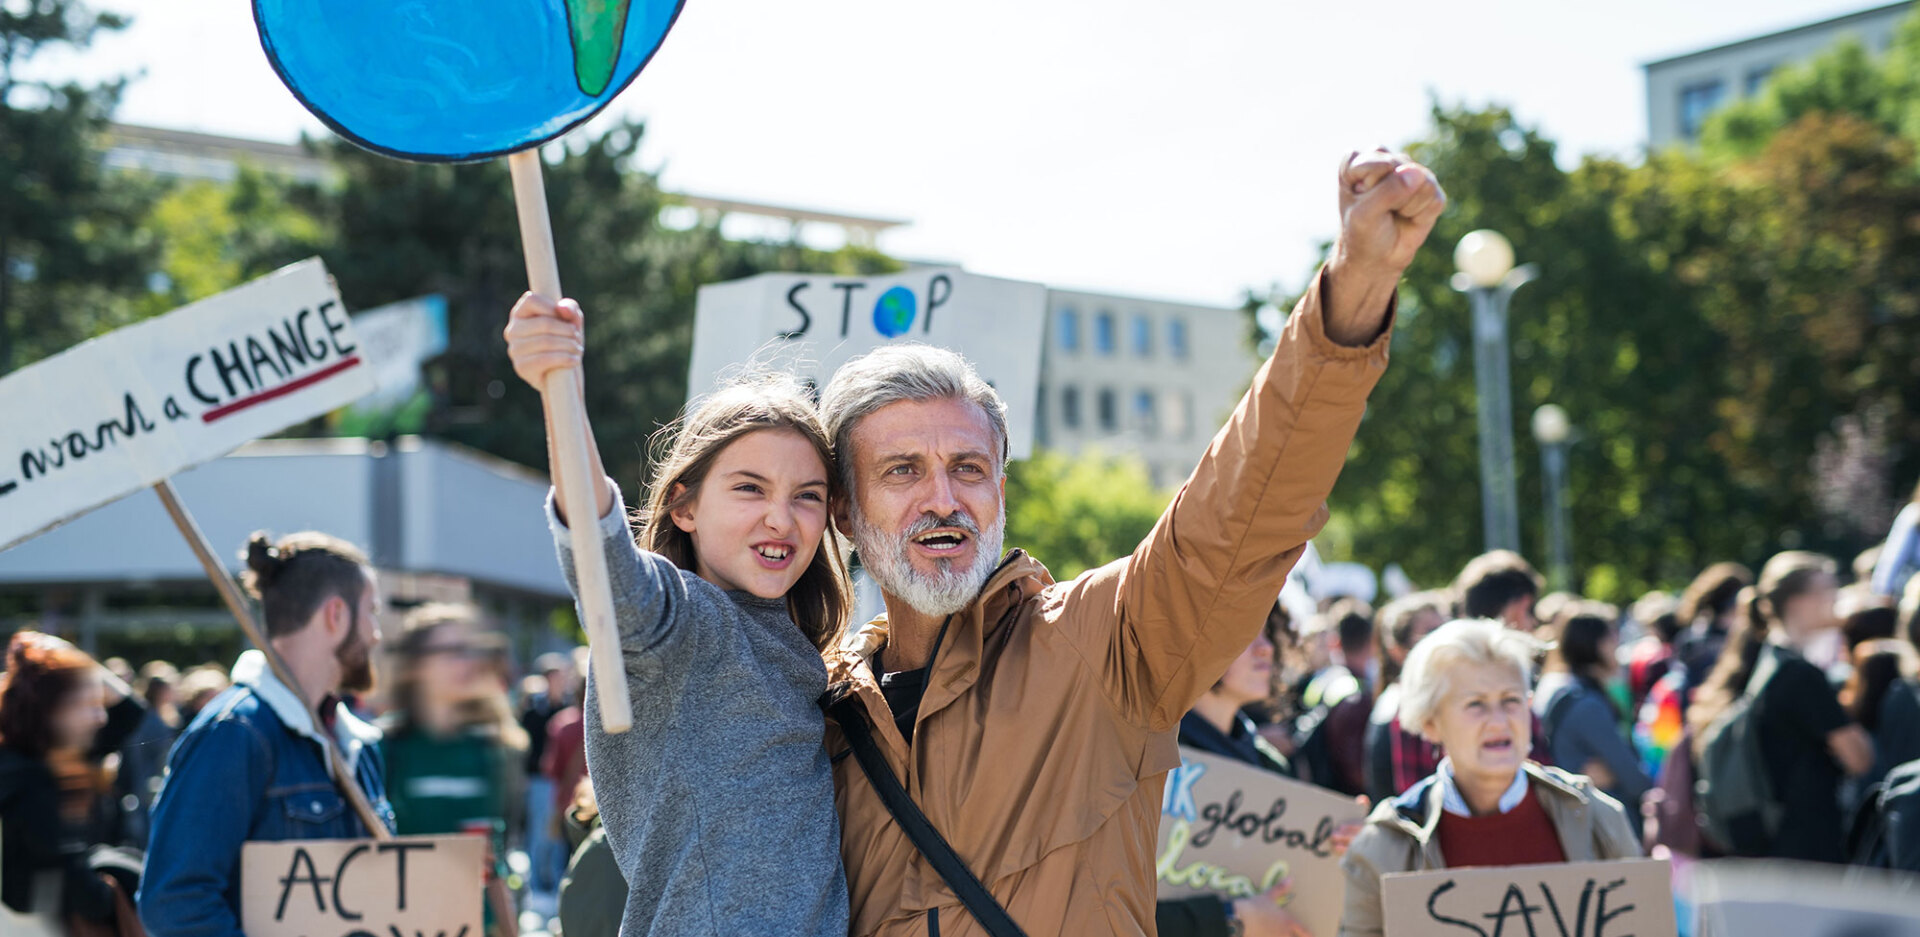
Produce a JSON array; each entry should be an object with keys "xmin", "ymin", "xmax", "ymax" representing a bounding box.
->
[{"xmin": 824, "ymin": 693, "xmax": 1028, "ymax": 937}]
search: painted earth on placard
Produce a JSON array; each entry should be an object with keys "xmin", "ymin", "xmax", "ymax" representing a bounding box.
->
[{"xmin": 255, "ymin": 0, "xmax": 683, "ymax": 162}]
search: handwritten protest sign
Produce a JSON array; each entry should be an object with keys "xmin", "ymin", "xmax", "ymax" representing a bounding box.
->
[
  {"xmin": 1155, "ymin": 747, "xmax": 1365, "ymax": 937},
  {"xmin": 1383, "ymin": 858, "xmax": 1675, "ymax": 937},
  {"xmin": 1692, "ymin": 859, "xmax": 1920, "ymax": 937},
  {"xmin": 0, "ymin": 259, "xmax": 372, "ymax": 552},
  {"xmin": 241, "ymin": 835, "xmax": 484, "ymax": 937},
  {"xmin": 688, "ymin": 268, "xmax": 1048, "ymax": 458}
]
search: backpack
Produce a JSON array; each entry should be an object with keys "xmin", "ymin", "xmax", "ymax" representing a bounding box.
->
[
  {"xmin": 1694, "ymin": 645, "xmax": 1784, "ymax": 856},
  {"xmin": 1847, "ymin": 758, "xmax": 1920, "ymax": 872}
]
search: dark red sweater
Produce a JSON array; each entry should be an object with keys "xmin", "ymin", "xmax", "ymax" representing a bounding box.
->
[{"xmin": 1435, "ymin": 784, "xmax": 1567, "ymax": 868}]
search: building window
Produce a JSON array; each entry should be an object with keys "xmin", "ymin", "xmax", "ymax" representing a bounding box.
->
[
  {"xmin": 1094, "ymin": 311, "xmax": 1116, "ymax": 356},
  {"xmin": 1168, "ymin": 318, "xmax": 1189, "ymax": 360},
  {"xmin": 1130, "ymin": 314, "xmax": 1153, "ymax": 357},
  {"xmin": 1743, "ymin": 65, "xmax": 1772, "ymax": 98},
  {"xmin": 1097, "ymin": 388, "xmax": 1117, "ymax": 432},
  {"xmin": 1056, "ymin": 307, "xmax": 1080, "ymax": 352},
  {"xmin": 1679, "ymin": 79, "xmax": 1726, "ymax": 139},
  {"xmin": 1061, "ymin": 385, "xmax": 1081, "ymax": 430},
  {"xmin": 1132, "ymin": 390, "xmax": 1158, "ymax": 437}
]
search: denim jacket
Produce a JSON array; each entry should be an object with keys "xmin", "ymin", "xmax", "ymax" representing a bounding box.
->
[{"xmin": 138, "ymin": 651, "xmax": 394, "ymax": 937}]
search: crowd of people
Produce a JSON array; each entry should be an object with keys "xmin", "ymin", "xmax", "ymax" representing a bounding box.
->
[{"xmin": 0, "ymin": 146, "xmax": 1915, "ymax": 937}]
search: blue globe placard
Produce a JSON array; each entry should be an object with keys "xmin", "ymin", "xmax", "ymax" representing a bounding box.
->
[
  {"xmin": 255, "ymin": 0, "xmax": 685, "ymax": 163},
  {"xmin": 872, "ymin": 286, "xmax": 917, "ymax": 338}
]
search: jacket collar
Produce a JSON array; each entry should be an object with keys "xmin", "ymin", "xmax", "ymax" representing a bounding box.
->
[
  {"xmin": 835, "ymin": 549, "xmax": 1053, "ymax": 726},
  {"xmin": 1383, "ymin": 761, "xmax": 1591, "ymax": 845},
  {"xmin": 230, "ymin": 650, "xmax": 381, "ymax": 775}
]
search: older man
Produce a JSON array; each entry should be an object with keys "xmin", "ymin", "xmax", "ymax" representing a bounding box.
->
[{"xmin": 816, "ymin": 149, "xmax": 1443, "ymax": 936}]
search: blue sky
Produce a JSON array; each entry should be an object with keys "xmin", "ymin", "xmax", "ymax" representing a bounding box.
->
[{"xmin": 23, "ymin": 0, "xmax": 1889, "ymax": 306}]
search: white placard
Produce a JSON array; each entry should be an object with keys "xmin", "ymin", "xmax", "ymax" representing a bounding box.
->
[
  {"xmin": 689, "ymin": 268, "xmax": 1047, "ymax": 458},
  {"xmin": 0, "ymin": 259, "xmax": 374, "ymax": 550}
]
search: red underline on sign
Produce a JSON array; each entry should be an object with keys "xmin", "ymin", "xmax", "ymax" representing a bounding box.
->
[{"xmin": 201, "ymin": 356, "xmax": 362, "ymax": 424}]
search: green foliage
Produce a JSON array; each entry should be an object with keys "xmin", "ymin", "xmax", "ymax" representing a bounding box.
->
[
  {"xmin": 0, "ymin": 0, "xmax": 158, "ymax": 373},
  {"xmin": 1004, "ymin": 449, "xmax": 1171, "ymax": 582}
]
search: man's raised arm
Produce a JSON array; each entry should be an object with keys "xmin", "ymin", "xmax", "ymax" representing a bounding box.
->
[{"xmin": 1063, "ymin": 149, "xmax": 1445, "ymax": 732}]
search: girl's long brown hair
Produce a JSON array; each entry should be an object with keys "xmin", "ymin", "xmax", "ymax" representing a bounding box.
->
[{"xmin": 632, "ymin": 373, "xmax": 850, "ymax": 651}]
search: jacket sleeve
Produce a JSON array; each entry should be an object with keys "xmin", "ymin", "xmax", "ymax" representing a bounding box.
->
[
  {"xmin": 1057, "ymin": 268, "xmax": 1393, "ymax": 732},
  {"xmin": 1587, "ymin": 785, "xmax": 1646, "ymax": 860},
  {"xmin": 1569, "ymin": 695, "xmax": 1654, "ymax": 809},
  {"xmin": 548, "ymin": 480, "xmax": 697, "ymax": 662},
  {"xmin": 1336, "ymin": 832, "xmax": 1390, "ymax": 937},
  {"xmin": 138, "ymin": 716, "xmax": 269, "ymax": 937}
]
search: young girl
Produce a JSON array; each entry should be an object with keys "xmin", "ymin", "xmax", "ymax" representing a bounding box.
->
[{"xmin": 505, "ymin": 293, "xmax": 851, "ymax": 937}]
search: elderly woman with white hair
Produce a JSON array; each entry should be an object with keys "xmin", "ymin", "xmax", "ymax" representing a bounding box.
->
[{"xmin": 1336, "ymin": 619, "xmax": 1641, "ymax": 937}]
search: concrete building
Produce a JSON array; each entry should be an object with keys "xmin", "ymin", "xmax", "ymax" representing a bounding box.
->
[
  {"xmin": 1646, "ymin": 2, "xmax": 1911, "ymax": 147},
  {"xmin": 0, "ymin": 437, "xmax": 574, "ymax": 664},
  {"xmin": 1035, "ymin": 289, "xmax": 1259, "ymax": 489}
]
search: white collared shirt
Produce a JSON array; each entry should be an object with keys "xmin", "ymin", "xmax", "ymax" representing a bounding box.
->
[{"xmin": 1436, "ymin": 757, "xmax": 1529, "ymax": 817}]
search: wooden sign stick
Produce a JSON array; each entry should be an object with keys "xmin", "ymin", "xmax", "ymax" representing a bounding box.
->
[
  {"xmin": 506, "ymin": 149, "xmax": 633, "ymax": 734},
  {"xmin": 151, "ymin": 478, "xmax": 390, "ymax": 838}
]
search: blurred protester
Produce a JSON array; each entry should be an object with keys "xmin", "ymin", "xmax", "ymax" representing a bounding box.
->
[
  {"xmin": 382, "ymin": 603, "xmax": 521, "ymax": 936},
  {"xmin": 1292, "ymin": 601, "xmax": 1374, "ymax": 796},
  {"xmin": 1452, "ymin": 551, "xmax": 1543, "ymax": 631},
  {"xmin": 557, "ymin": 778, "xmax": 621, "ymax": 937},
  {"xmin": 1870, "ymin": 480, "xmax": 1920, "ymax": 598},
  {"xmin": 1338, "ymin": 619, "xmax": 1641, "ymax": 937},
  {"xmin": 541, "ymin": 648, "xmax": 589, "ymax": 857},
  {"xmin": 140, "ymin": 531, "xmax": 393, "ymax": 937},
  {"xmin": 172, "ymin": 667, "xmax": 229, "ymax": 726},
  {"xmin": 1364, "ymin": 592, "xmax": 1446, "ymax": 803},
  {"xmin": 112, "ymin": 661, "xmax": 181, "ymax": 850},
  {"xmin": 1624, "ymin": 592, "xmax": 1681, "ymax": 712},
  {"xmin": 1841, "ymin": 602, "xmax": 1899, "ymax": 655},
  {"xmin": 1535, "ymin": 612, "xmax": 1653, "ymax": 833},
  {"xmin": 518, "ymin": 651, "xmax": 572, "ymax": 898},
  {"xmin": 1840, "ymin": 638, "xmax": 1920, "ymax": 809},
  {"xmin": 1245, "ymin": 602, "xmax": 1298, "ymax": 755},
  {"xmin": 0, "ymin": 631, "xmax": 146, "ymax": 929},
  {"xmin": 1674, "ymin": 562, "xmax": 1753, "ymax": 703},
  {"xmin": 1686, "ymin": 552, "xmax": 1872, "ymax": 863}
]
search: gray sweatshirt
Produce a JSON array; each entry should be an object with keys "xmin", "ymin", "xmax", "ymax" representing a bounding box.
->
[{"xmin": 548, "ymin": 483, "xmax": 848, "ymax": 937}]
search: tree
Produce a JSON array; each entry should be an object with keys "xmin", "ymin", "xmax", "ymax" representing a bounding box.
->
[
  {"xmin": 0, "ymin": 0, "xmax": 157, "ymax": 373},
  {"xmin": 1004, "ymin": 449, "xmax": 1170, "ymax": 582}
]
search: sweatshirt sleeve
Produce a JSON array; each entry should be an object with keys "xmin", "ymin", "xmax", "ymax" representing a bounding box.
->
[
  {"xmin": 1056, "ymin": 267, "xmax": 1393, "ymax": 731},
  {"xmin": 547, "ymin": 479, "xmax": 698, "ymax": 661}
]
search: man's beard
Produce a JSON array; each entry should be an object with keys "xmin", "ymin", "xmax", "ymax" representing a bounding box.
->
[
  {"xmin": 335, "ymin": 612, "xmax": 375, "ymax": 694},
  {"xmin": 851, "ymin": 502, "xmax": 1006, "ymax": 618}
]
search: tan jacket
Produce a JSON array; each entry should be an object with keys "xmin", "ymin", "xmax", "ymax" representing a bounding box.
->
[
  {"xmin": 1336, "ymin": 762, "xmax": 1645, "ymax": 937},
  {"xmin": 825, "ymin": 270, "xmax": 1391, "ymax": 937}
]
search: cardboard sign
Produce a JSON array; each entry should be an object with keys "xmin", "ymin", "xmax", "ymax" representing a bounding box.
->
[
  {"xmin": 1692, "ymin": 859, "xmax": 1920, "ymax": 937},
  {"xmin": 0, "ymin": 259, "xmax": 372, "ymax": 551},
  {"xmin": 241, "ymin": 835, "xmax": 484, "ymax": 937},
  {"xmin": 688, "ymin": 268, "xmax": 1048, "ymax": 458},
  {"xmin": 1383, "ymin": 858, "xmax": 1675, "ymax": 937},
  {"xmin": 1155, "ymin": 747, "xmax": 1366, "ymax": 937}
]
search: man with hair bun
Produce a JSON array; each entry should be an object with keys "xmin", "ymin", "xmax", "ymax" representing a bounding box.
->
[{"xmin": 140, "ymin": 531, "xmax": 394, "ymax": 937}]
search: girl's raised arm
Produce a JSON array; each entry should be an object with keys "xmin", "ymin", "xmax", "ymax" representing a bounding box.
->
[{"xmin": 505, "ymin": 292, "xmax": 614, "ymax": 524}]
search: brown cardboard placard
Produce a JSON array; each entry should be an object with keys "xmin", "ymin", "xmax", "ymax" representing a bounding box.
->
[
  {"xmin": 1383, "ymin": 857, "xmax": 1675, "ymax": 937},
  {"xmin": 240, "ymin": 835, "xmax": 484, "ymax": 937},
  {"xmin": 1155, "ymin": 747, "xmax": 1366, "ymax": 936}
]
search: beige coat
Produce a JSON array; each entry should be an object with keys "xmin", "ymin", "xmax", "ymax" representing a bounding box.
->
[
  {"xmin": 824, "ymin": 270, "xmax": 1393, "ymax": 937},
  {"xmin": 1336, "ymin": 762, "xmax": 1645, "ymax": 937}
]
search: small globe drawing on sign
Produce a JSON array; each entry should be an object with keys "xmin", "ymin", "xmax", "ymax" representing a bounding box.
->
[{"xmin": 872, "ymin": 287, "xmax": 917, "ymax": 338}]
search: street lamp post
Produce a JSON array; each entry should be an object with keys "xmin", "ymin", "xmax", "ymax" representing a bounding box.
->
[
  {"xmin": 1453, "ymin": 230, "xmax": 1537, "ymax": 554},
  {"xmin": 1532, "ymin": 403, "xmax": 1573, "ymax": 591}
]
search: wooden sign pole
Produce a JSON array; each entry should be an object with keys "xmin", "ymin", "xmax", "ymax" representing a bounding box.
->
[
  {"xmin": 151, "ymin": 478, "xmax": 390, "ymax": 837},
  {"xmin": 505, "ymin": 149, "xmax": 633, "ymax": 734}
]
